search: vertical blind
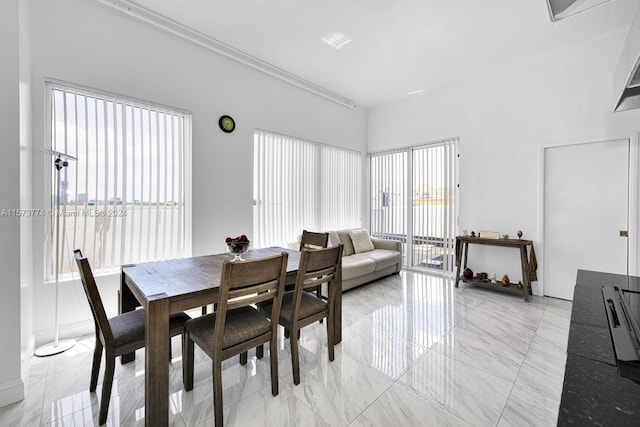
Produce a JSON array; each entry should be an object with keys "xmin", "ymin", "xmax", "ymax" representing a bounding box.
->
[
  {"xmin": 412, "ymin": 141, "xmax": 457, "ymax": 272},
  {"xmin": 370, "ymin": 138, "xmax": 457, "ymax": 273},
  {"xmin": 46, "ymin": 81, "xmax": 191, "ymax": 278},
  {"xmin": 320, "ymin": 145, "xmax": 361, "ymax": 231},
  {"xmin": 253, "ymin": 130, "xmax": 361, "ymax": 248},
  {"xmin": 370, "ymin": 151, "xmax": 407, "ymax": 241}
]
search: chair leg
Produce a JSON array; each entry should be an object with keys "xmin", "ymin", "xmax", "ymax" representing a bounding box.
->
[
  {"xmin": 290, "ymin": 327, "xmax": 301, "ymax": 385},
  {"xmin": 201, "ymin": 305, "xmax": 207, "ymax": 315},
  {"xmin": 326, "ymin": 314, "xmax": 335, "ymax": 362},
  {"xmin": 270, "ymin": 336, "xmax": 279, "ymax": 396},
  {"xmin": 90, "ymin": 340, "xmax": 103, "ymax": 392},
  {"xmin": 182, "ymin": 332, "xmax": 194, "ymax": 391},
  {"xmin": 256, "ymin": 344, "xmax": 264, "ymax": 359},
  {"xmin": 213, "ymin": 360, "xmax": 224, "ymax": 427},
  {"xmin": 99, "ymin": 351, "xmax": 116, "ymax": 425},
  {"xmin": 240, "ymin": 351, "xmax": 248, "ymax": 365},
  {"xmin": 284, "ymin": 328, "xmax": 290, "ymax": 339},
  {"xmin": 316, "ymin": 288, "xmax": 323, "ymax": 323}
]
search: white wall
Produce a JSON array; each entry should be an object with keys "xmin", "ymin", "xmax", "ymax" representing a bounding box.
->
[
  {"xmin": 0, "ymin": 0, "xmax": 26, "ymax": 407},
  {"xmin": 369, "ymin": 0, "xmax": 640, "ymax": 294},
  {"xmin": 19, "ymin": 0, "xmax": 35, "ymax": 378},
  {"xmin": 26, "ymin": 0, "xmax": 368, "ymax": 346}
]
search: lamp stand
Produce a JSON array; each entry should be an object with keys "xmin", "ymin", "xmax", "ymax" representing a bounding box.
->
[{"xmin": 35, "ymin": 151, "xmax": 78, "ymax": 357}]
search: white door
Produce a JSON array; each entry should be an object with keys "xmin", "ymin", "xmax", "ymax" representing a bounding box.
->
[{"xmin": 544, "ymin": 139, "xmax": 629, "ymax": 300}]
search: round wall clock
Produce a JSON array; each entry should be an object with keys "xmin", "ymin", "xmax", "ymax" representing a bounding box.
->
[{"xmin": 218, "ymin": 115, "xmax": 235, "ymax": 133}]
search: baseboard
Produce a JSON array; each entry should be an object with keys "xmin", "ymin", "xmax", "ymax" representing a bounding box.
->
[
  {"xmin": 21, "ymin": 336, "xmax": 36, "ymax": 380},
  {"xmin": 531, "ymin": 282, "xmax": 542, "ymax": 296},
  {"xmin": 0, "ymin": 378, "xmax": 25, "ymax": 407},
  {"xmin": 33, "ymin": 318, "xmax": 94, "ymax": 348}
]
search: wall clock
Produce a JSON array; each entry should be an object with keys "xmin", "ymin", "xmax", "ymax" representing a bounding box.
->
[{"xmin": 218, "ymin": 115, "xmax": 235, "ymax": 133}]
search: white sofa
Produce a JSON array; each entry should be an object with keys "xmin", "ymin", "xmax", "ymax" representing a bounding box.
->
[{"xmin": 327, "ymin": 228, "xmax": 402, "ymax": 293}]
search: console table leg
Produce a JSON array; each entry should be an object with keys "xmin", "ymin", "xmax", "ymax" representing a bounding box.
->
[
  {"xmin": 520, "ymin": 246, "xmax": 530, "ymax": 302},
  {"xmin": 454, "ymin": 242, "xmax": 464, "ymax": 287}
]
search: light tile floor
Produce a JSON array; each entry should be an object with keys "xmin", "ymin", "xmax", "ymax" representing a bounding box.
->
[{"xmin": 0, "ymin": 271, "xmax": 572, "ymax": 426}]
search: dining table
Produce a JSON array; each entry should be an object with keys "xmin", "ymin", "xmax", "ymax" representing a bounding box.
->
[{"xmin": 119, "ymin": 246, "xmax": 343, "ymax": 426}]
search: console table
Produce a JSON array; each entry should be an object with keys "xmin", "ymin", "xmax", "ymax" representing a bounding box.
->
[{"xmin": 454, "ymin": 236, "xmax": 537, "ymax": 301}]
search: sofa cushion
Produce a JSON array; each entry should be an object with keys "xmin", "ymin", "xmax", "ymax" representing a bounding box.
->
[
  {"xmin": 350, "ymin": 229, "xmax": 375, "ymax": 253},
  {"xmin": 340, "ymin": 254, "xmax": 376, "ymax": 280},
  {"xmin": 361, "ymin": 249, "xmax": 402, "ymax": 271},
  {"xmin": 335, "ymin": 230, "xmax": 355, "ymax": 256}
]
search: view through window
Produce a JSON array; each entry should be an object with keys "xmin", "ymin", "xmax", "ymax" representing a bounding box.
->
[
  {"xmin": 46, "ymin": 81, "xmax": 191, "ymax": 278},
  {"xmin": 370, "ymin": 138, "xmax": 457, "ymax": 273}
]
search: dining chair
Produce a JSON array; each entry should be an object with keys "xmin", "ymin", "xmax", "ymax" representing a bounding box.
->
[
  {"xmin": 182, "ymin": 252, "xmax": 289, "ymax": 427},
  {"xmin": 295, "ymin": 229, "xmax": 330, "ymax": 300},
  {"xmin": 258, "ymin": 244, "xmax": 343, "ymax": 385},
  {"xmin": 73, "ymin": 250, "xmax": 191, "ymax": 425},
  {"xmin": 299, "ymin": 229, "xmax": 329, "ymax": 251},
  {"xmin": 251, "ymin": 230, "xmax": 330, "ymax": 361}
]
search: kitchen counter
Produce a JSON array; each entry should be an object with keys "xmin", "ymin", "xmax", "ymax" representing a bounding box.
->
[{"xmin": 558, "ymin": 270, "xmax": 640, "ymax": 425}]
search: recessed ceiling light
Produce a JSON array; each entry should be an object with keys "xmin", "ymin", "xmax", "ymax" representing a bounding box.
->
[
  {"xmin": 408, "ymin": 89, "xmax": 424, "ymax": 95},
  {"xmin": 321, "ymin": 33, "xmax": 352, "ymax": 50}
]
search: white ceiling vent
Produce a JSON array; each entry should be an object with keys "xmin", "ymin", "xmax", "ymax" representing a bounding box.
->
[
  {"xmin": 614, "ymin": 3, "xmax": 640, "ymax": 112},
  {"xmin": 547, "ymin": 0, "xmax": 613, "ymax": 21},
  {"xmin": 614, "ymin": 59, "xmax": 640, "ymax": 112}
]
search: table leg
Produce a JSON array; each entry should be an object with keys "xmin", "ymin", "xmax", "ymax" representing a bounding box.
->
[
  {"xmin": 519, "ymin": 246, "xmax": 530, "ymax": 302},
  {"xmin": 454, "ymin": 240, "xmax": 463, "ymax": 287},
  {"xmin": 120, "ymin": 268, "xmax": 138, "ymax": 363},
  {"xmin": 334, "ymin": 277, "xmax": 342, "ymax": 344},
  {"xmin": 145, "ymin": 294, "xmax": 170, "ymax": 426}
]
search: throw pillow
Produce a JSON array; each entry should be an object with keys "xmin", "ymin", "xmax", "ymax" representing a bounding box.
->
[
  {"xmin": 349, "ymin": 229, "xmax": 374, "ymax": 253},
  {"xmin": 335, "ymin": 230, "xmax": 355, "ymax": 256}
]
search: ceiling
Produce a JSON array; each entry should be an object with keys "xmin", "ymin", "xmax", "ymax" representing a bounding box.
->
[{"xmin": 120, "ymin": 0, "xmax": 625, "ymax": 108}]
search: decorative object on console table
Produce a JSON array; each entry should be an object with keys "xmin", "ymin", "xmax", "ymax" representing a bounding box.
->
[
  {"xmin": 501, "ymin": 274, "xmax": 510, "ymax": 286},
  {"xmin": 479, "ymin": 231, "xmax": 500, "ymax": 239},
  {"xmin": 517, "ymin": 230, "xmax": 523, "ymax": 239},
  {"xmin": 453, "ymin": 235, "xmax": 537, "ymax": 302}
]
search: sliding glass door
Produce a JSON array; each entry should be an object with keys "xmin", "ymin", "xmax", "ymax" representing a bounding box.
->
[{"xmin": 370, "ymin": 138, "xmax": 457, "ymax": 274}]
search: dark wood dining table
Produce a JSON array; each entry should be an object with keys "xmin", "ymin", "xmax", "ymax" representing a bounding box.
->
[{"xmin": 119, "ymin": 246, "xmax": 343, "ymax": 426}]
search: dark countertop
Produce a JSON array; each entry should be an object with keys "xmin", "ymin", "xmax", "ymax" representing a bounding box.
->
[{"xmin": 558, "ymin": 270, "xmax": 640, "ymax": 425}]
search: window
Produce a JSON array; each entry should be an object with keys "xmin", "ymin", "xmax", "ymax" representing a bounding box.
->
[
  {"xmin": 253, "ymin": 130, "xmax": 361, "ymax": 248},
  {"xmin": 370, "ymin": 138, "xmax": 457, "ymax": 273},
  {"xmin": 46, "ymin": 80, "xmax": 191, "ymax": 278}
]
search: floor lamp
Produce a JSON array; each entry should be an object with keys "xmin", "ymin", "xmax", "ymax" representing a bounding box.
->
[{"xmin": 35, "ymin": 149, "xmax": 78, "ymax": 357}]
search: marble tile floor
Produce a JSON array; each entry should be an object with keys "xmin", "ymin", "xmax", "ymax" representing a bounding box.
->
[{"xmin": 0, "ymin": 270, "xmax": 572, "ymax": 426}]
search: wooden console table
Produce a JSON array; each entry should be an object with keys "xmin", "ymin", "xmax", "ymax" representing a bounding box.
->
[{"xmin": 454, "ymin": 236, "xmax": 537, "ymax": 302}]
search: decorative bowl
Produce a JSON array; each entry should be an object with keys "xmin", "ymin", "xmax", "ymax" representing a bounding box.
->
[{"xmin": 225, "ymin": 236, "xmax": 250, "ymax": 262}]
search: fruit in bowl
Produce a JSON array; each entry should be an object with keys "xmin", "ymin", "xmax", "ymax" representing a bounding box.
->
[{"xmin": 225, "ymin": 235, "xmax": 250, "ymax": 261}]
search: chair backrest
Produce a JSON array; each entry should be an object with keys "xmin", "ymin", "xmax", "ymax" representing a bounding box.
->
[
  {"xmin": 293, "ymin": 244, "xmax": 343, "ymax": 311},
  {"xmin": 299, "ymin": 230, "xmax": 329, "ymax": 251},
  {"xmin": 74, "ymin": 249, "xmax": 114, "ymax": 344},
  {"xmin": 214, "ymin": 252, "xmax": 289, "ymax": 346}
]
